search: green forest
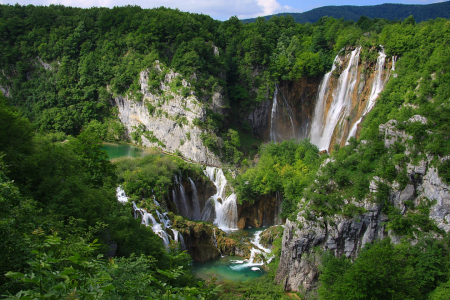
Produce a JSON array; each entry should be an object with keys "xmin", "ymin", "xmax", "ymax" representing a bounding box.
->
[{"xmin": 1, "ymin": 3, "xmax": 450, "ymax": 299}]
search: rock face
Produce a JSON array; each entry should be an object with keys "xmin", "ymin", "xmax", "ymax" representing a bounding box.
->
[
  {"xmin": 276, "ymin": 202, "xmax": 387, "ymax": 291},
  {"xmin": 247, "ymin": 77, "xmax": 321, "ymax": 141},
  {"xmin": 113, "ymin": 62, "xmax": 222, "ymax": 166},
  {"xmin": 236, "ymin": 192, "xmax": 283, "ymax": 229},
  {"xmin": 275, "ymin": 117, "xmax": 450, "ymax": 292}
]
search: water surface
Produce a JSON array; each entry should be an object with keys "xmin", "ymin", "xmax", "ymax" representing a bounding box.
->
[
  {"xmin": 192, "ymin": 227, "xmax": 269, "ymax": 282},
  {"xmin": 101, "ymin": 144, "xmax": 144, "ymax": 160}
]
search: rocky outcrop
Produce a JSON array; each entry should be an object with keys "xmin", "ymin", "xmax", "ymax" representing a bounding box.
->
[
  {"xmin": 172, "ymin": 216, "xmax": 250, "ymax": 262},
  {"xmin": 113, "ymin": 61, "xmax": 222, "ymax": 166},
  {"xmin": 247, "ymin": 77, "xmax": 321, "ymax": 141},
  {"xmin": 236, "ymin": 192, "xmax": 283, "ymax": 229},
  {"xmin": 276, "ymin": 117, "xmax": 450, "ymax": 293},
  {"xmin": 275, "ymin": 201, "xmax": 387, "ymax": 292}
]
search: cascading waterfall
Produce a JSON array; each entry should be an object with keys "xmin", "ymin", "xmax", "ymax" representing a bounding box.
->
[
  {"xmin": 309, "ymin": 47, "xmax": 361, "ymax": 151},
  {"xmin": 202, "ymin": 167, "xmax": 238, "ymax": 230},
  {"xmin": 117, "ymin": 188, "xmax": 190, "ymax": 250},
  {"xmin": 230, "ymin": 229, "xmax": 274, "ymax": 272},
  {"xmin": 189, "ymin": 177, "xmax": 202, "ymax": 221},
  {"xmin": 347, "ymin": 48, "xmax": 388, "ymax": 142}
]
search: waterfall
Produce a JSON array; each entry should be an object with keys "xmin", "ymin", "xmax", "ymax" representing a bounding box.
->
[
  {"xmin": 274, "ymin": 191, "xmax": 283, "ymax": 225},
  {"xmin": 171, "ymin": 229, "xmax": 186, "ymax": 250},
  {"xmin": 211, "ymin": 228, "xmax": 223, "ymax": 256},
  {"xmin": 172, "ymin": 189, "xmax": 180, "ymax": 213},
  {"xmin": 347, "ymin": 48, "xmax": 388, "ymax": 142},
  {"xmin": 270, "ymin": 84, "xmax": 295, "ymax": 143},
  {"xmin": 189, "ymin": 177, "xmax": 202, "ymax": 221},
  {"xmin": 116, "ymin": 186, "xmax": 129, "ymax": 203},
  {"xmin": 230, "ymin": 229, "xmax": 274, "ymax": 271},
  {"xmin": 178, "ymin": 177, "xmax": 191, "ymax": 219},
  {"xmin": 118, "ymin": 188, "xmax": 185, "ymax": 250},
  {"xmin": 392, "ymin": 56, "xmax": 398, "ymax": 78},
  {"xmin": 270, "ymin": 85, "xmax": 278, "ymax": 142},
  {"xmin": 153, "ymin": 195, "xmax": 160, "ymax": 207},
  {"xmin": 310, "ymin": 55, "xmax": 339, "ymax": 148},
  {"xmin": 202, "ymin": 167, "xmax": 238, "ymax": 231},
  {"xmin": 310, "ymin": 48, "xmax": 361, "ymax": 151}
]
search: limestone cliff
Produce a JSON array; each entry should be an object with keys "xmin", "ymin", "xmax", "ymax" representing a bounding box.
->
[
  {"xmin": 113, "ymin": 61, "xmax": 223, "ymax": 166},
  {"xmin": 275, "ymin": 116, "xmax": 450, "ymax": 292}
]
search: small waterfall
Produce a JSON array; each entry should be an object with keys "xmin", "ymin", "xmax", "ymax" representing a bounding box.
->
[
  {"xmin": 270, "ymin": 85, "xmax": 278, "ymax": 142},
  {"xmin": 116, "ymin": 186, "xmax": 129, "ymax": 203},
  {"xmin": 153, "ymin": 195, "xmax": 160, "ymax": 207},
  {"xmin": 189, "ymin": 177, "xmax": 202, "ymax": 221},
  {"xmin": 177, "ymin": 175, "xmax": 191, "ymax": 219},
  {"xmin": 392, "ymin": 56, "xmax": 398, "ymax": 78},
  {"xmin": 119, "ymin": 189, "xmax": 181, "ymax": 250},
  {"xmin": 202, "ymin": 167, "xmax": 238, "ymax": 231},
  {"xmin": 270, "ymin": 84, "xmax": 295, "ymax": 143},
  {"xmin": 211, "ymin": 228, "xmax": 223, "ymax": 256},
  {"xmin": 310, "ymin": 47, "xmax": 361, "ymax": 151},
  {"xmin": 347, "ymin": 48, "xmax": 388, "ymax": 142},
  {"xmin": 230, "ymin": 230, "xmax": 274, "ymax": 271},
  {"xmin": 274, "ymin": 191, "xmax": 283, "ymax": 225},
  {"xmin": 172, "ymin": 189, "xmax": 180, "ymax": 213},
  {"xmin": 171, "ymin": 229, "xmax": 186, "ymax": 250}
]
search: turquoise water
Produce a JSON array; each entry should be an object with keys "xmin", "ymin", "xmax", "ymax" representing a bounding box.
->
[
  {"xmin": 192, "ymin": 227, "xmax": 268, "ymax": 282},
  {"xmin": 192, "ymin": 255, "xmax": 265, "ymax": 282},
  {"xmin": 101, "ymin": 144, "xmax": 145, "ymax": 160}
]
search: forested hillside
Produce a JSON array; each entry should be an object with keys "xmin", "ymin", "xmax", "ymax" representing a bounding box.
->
[
  {"xmin": 1, "ymin": 3, "xmax": 450, "ymax": 299},
  {"xmin": 242, "ymin": 1, "xmax": 450, "ymax": 24}
]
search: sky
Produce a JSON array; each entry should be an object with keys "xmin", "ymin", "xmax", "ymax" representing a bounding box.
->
[{"xmin": 0, "ymin": 0, "xmax": 446, "ymax": 20}]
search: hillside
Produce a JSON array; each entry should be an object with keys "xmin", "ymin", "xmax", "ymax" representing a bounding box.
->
[{"xmin": 242, "ymin": 1, "xmax": 450, "ymax": 24}]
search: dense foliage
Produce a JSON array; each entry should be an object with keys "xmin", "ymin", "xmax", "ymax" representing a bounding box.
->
[{"xmin": 0, "ymin": 94, "xmax": 218, "ymax": 298}]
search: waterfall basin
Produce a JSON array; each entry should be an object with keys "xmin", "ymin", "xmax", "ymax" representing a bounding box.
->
[
  {"xmin": 192, "ymin": 227, "xmax": 270, "ymax": 282},
  {"xmin": 192, "ymin": 255, "xmax": 266, "ymax": 282}
]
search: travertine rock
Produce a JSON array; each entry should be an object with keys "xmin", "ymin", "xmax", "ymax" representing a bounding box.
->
[{"xmin": 113, "ymin": 63, "xmax": 222, "ymax": 166}]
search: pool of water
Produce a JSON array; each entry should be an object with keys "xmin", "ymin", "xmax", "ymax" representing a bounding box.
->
[
  {"xmin": 101, "ymin": 144, "xmax": 145, "ymax": 160},
  {"xmin": 192, "ymin": 227, "xmax": 269, "ymax": 282},
  {"xmin": 192, "ymin": 255, "xmax": 265, "ymax": 282}
]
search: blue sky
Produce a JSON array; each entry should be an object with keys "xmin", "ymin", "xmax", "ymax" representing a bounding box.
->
[{"xmin": 0, "ymin": 0, "xmax": 446, "ymax": 20}]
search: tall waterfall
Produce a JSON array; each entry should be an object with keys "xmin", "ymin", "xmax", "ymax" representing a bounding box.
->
[
  {"xmin": 202, "ymin": 167, "xmax": 238, "ymax": 231},
  {"xmin": 310, "ymin": 47, "xmax": 361, "ymax": 151},
  {"xmin": 270, "ymin": 86, "xmax": 278, "ymax": 142},
  {"xmin": 347, "ymin": 48, "xmax": 388, "ymax": 142}
]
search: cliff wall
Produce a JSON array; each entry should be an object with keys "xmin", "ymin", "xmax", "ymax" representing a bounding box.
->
[{"xmin": 114, "ymin": 61, "xmax": 222, "ymax": 166}]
